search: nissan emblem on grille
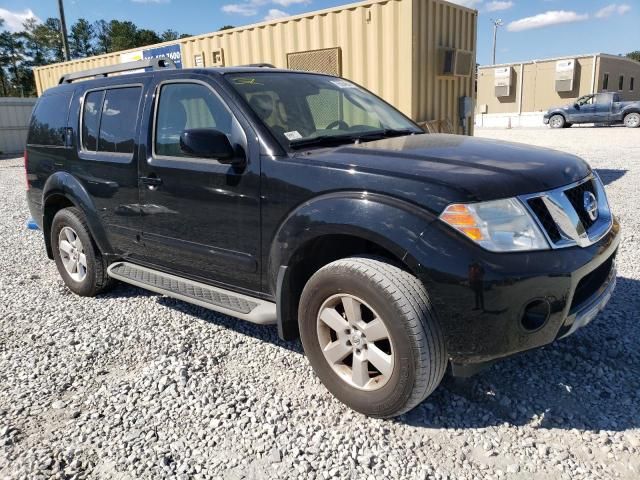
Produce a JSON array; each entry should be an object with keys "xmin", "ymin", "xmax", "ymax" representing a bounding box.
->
[{"xmin": 583, "ymin": 191, "xmax": 599, "ymax": 222}]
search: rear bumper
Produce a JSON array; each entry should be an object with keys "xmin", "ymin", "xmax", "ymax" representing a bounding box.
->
[
  {"xmin": 543, "ymin": 116, "xmax": 550, "ymax": 124},
  {"xmin": 412, "ymin": 217, "xmax": 621, "ymax": 365}
]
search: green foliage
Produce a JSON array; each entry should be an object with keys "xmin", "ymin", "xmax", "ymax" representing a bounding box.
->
[
  {"xmin": 0, "ymin": 16, "xmax": 191, "ymax": 97},
  {"xmin": 219, "ymin": 25, "xmax": 235, "ymax": 31},
  {"xmin": 627, "ymin": 51, "xmax": 640, "ymax": 63}
]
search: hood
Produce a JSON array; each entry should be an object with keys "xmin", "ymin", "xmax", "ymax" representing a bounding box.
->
[{"xmin": 303, "ymin": 133, "xmax": 591, "ymax": 203}]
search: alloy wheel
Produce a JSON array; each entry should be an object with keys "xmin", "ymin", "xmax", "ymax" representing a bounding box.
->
[
  {"xmin": 316, "ymin": 294, "xmax": 395, "ymax": 391},
  {"xmin": 58, "ymin": 226, "xmax": 88, "ymax": 282}
]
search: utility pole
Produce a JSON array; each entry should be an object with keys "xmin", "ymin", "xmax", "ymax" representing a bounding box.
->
[
  {"xmin": 57, "ymin": 0, "xmax": 71, "ymax": 61},
  {"xmin": 491, "ymin": 18, "xmax": 503, "ymax": 65}
]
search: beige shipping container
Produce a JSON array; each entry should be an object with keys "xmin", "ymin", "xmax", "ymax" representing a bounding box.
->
[{"xmin": 33, "ymin": 0, "xmax": 477, "ymax": 134}]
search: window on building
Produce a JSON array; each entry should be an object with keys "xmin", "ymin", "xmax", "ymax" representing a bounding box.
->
[
  {"xmin": 603, "ymin": 73, "xmax": 609, "ymax": 91},
  {"xmin": 619, "ymin": 75, "xmax": 624, "ymax": 91},
  {"xmin": 98, "ymin": 87, "xmax": 142, "ymax": 154},
  {"xmin": 155, "ymin": 82, "xmax": 233, "ymax": 158},
  {"xmin": 631, "ymin": 77, "xmax": 635, "ymax": 92}
]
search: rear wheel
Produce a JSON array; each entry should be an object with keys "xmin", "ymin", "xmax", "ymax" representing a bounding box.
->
[
  {"xmin": 298, "ymin": 257, "xmax": 447, "ymax": 418},
  {"xmin": 624, "ymin": 112, "xmax": 640, "ymax": 128},
  {"xmin": 549, "ymin": 114, "xmax": 565, "ymax": 129},
  {"xmin": 51, "ymin": 207, "xmax": 114, "ymax": 296}
]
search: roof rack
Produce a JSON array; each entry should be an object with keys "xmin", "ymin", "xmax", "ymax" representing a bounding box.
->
[
  {"xmin": 58, "ymin": 57, "xmax": 176, "ymax": 84},
  {"xmin": 239, "ymin": 63, "xmax": 276, "ymax": 68}
]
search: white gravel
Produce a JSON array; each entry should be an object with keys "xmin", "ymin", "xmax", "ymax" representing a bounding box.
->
[{"xmin": 1, "ymin": 126, "xmax": 639, "ymax": 479}]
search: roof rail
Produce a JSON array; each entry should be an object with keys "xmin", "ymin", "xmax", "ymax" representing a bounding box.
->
[
  {"xmin": 239, "ymin": 63, "xmax": 276, "ymax": 68},
  {"xmin": 58, "ymin": 57, "xmax": 176, "ymax": 84}
]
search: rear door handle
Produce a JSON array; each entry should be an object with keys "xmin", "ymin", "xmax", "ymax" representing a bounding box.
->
[{"xmin": 140, "ymin": 175, "xmax": 163, "ymax": 189}]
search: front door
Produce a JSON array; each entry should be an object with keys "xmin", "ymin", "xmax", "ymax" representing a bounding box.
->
[
  {"xmin": 572, "ymin": 95, "xmax": 597, "ymax": 123},
  {"xmin": 136, "ymin": 76, "xmax": 262, "ymax": 292}
]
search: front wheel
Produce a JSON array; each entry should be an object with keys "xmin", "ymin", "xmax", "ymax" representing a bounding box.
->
[
  {"xmin": 298, "ymin": 257, "xmax": 447, "ymax": 418},
  {"xmin": 549, "ymin": 114, "xmax": 566, "ymax": 128},
  {"xmin": 624, "ymin": 112, "xmax": 640, "ymax": 128}
]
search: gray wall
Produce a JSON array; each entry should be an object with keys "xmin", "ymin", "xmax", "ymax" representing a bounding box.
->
[{"xmin": 0, "ymin": 98, "xmax": 36, "ymax": 155}]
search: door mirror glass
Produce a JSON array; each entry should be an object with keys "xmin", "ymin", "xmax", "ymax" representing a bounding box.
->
[{"xmin": 180, "ymin": 128, "xmax": 234, "ymax": 160}]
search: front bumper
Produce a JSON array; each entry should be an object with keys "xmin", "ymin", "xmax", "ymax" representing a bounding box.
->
[
  {"xmin": 412, "ymin": 216, "xmax": 621, "ymax": 365},
  {"xmin": 543, "ymin": 116, "xmax": 550, "ymax": 125}
]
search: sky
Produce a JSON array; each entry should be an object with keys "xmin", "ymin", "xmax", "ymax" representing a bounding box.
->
[{"xmin": 0, "ymin": 0, "xmax": 638, "ymax": 65}]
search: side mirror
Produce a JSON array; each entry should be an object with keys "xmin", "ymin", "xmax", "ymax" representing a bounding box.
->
[
  {"xmin": 573, "ymin": 103, "xmax": 580, "ymax": 109},
  {"xmin": 179, "ymin": 128, "xmax": 243, "ymax": 166}
]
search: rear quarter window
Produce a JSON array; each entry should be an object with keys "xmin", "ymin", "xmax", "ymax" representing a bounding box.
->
[{"xmin": 27, "ymin": 93, "xmax": 72, "ymax": 146}]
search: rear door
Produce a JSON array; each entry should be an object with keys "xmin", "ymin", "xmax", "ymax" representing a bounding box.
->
[
  {"xmin": 68, "ymin": 79, "xmax": 150, "ymax": 255},
  {"xmin": 135, "ymin": 74, "xmax": 262, "ymax": 292},
  {"xmin": 594, "ymin": 93, "xmax": 613, "ymax": 123}
]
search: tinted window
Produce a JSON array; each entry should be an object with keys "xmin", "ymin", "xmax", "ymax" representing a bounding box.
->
[
  {"xmin": 618, "ymin": 75, "xmax": 624, "ymax": 91},
  {"xmin": 27, "ymin": 93, "xmax": 71, "ymax": 146},
  {"xmin": 603, "ymin": 73, "xmax": 609, "ymax": 90},
  {"xmin": 98, "ymin": 87, "xmax": 141, "ymax": 154},
  {"xmin": 631, "ymin": 77, "xmax": 635, "ymax": 92},
  {"xmin": 82, "ymin": 90, "xmax": 104, "ymax": 151},
  {"xmin": 155, "ymin": 83, "xmax": 233, "ymax": 157}
]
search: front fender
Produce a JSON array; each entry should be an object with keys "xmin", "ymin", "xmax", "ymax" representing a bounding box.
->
[
  {"xmin": 268, "ymin": 192, "xmax": 436, "ymax": 286},
  {"xmin": 268, "ymin": 191, "xmax": 438, "ymax": 340},
  {"xmin": 43, "ymin": 171, "xmax": 113, "ymax": 255}
]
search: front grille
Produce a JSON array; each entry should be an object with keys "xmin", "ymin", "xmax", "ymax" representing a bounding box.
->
[
  {"xmin": 527, "ymin": 197, "xmax": 561, "ymax": 243},
  {"xmin": 564, "ymin": 179, "xmax": 597, "ymax": 229},
  {"xmin": 570, "ymin": 254, "xmax": 615, "ymax": 312}
]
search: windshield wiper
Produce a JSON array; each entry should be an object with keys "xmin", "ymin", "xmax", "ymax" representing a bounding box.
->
[
  {"xmin": 289, "ymin": 129, "xmax": 419, "ymax": 150},
  {"xmin": 289, "ymin": 134, "xmax": 358, "ymax": 150},
  {"xmin": 352, "ymin": 128, "xmax": 418, "ymax": 141}
]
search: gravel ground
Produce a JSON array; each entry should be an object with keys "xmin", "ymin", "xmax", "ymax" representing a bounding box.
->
[{"xmin": 1, "ymin": 126, "xmax": 639, "ymax": 480}]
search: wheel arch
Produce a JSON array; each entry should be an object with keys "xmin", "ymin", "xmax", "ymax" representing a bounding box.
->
[
  {"xmin": 42, "ymin": 172, "xmax": 112, "ymax": 259},
  {"xmin": 269, "ymin": 192, "xmax": 435, "ymax": 340}
]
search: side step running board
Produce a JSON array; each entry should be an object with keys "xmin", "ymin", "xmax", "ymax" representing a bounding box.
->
[{"xmin": 107, "ymin": 262, "xmax": 276, "ymax": 325}]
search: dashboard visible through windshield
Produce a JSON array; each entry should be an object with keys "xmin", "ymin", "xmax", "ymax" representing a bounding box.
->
[{"xmin": 224, "ymin": 72, "xmax": 423, "ymax": 150}]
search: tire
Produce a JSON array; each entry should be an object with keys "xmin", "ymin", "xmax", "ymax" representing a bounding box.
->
[
  {"xmin": 624, "ymin": 112, "xmax": 640, "ymax": 128},
  {"xmin": 51, "ymin": 207, "xmax": 114, "ymax": 296},
  {"xmin": 549, "ymin": 114, "xmax": 565, "ymax": 129},
  {"xmin": 298, "ymin": 257, "xmax": 447, "ymax": 418}
]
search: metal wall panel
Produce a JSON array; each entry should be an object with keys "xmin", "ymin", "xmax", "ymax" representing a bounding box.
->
[
  {"xmin": 411, "ymin": 0, "xmax": 477, "ymax": 134},
  {"xmin": 33, "ymin": 0, "xmax": 477, "ymax": 135},
  {"xmin": 0, "ymin": 98, "xmax": 36, "ymax": 154}
]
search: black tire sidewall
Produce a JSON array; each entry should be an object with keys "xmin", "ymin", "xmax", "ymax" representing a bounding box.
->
[
  {"xmin": 51, "ymin": 208, "xmax": 100, "ymax": 296},
  {"xmin": 299, "ymin": 264, "xmax": 421, "ymax": 417}
]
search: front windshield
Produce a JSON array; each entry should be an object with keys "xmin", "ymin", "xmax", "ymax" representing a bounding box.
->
[{"xmin": 225, "ymin": 72, "xmax": 422, "ymax": 149}]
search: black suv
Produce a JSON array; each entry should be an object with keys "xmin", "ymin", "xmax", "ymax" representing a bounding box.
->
[{"xmin": 25, "ymin": 59, "xmax": 620, "ymax": 418}]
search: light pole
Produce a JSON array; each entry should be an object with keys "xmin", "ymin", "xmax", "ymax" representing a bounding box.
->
[
  {"xmin": 57, "ymin": 0, "xmax": 71, "ymax": 61},
  {"xmin": 491, "ymin": 18, "xmax": 503, "ymax": 65}
]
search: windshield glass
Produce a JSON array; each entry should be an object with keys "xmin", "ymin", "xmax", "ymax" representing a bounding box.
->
[{"xmin": 225, "ymin": 72, "xmax": 422, "ymax": 149}]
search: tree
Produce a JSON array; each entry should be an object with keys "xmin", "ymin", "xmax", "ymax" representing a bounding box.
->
[
  {"xmin": 160, "ymin": 29, "xmax": 179, "ymax": 42},
  {"xmin": 219, "ymin": 25, "xmax": 235, "ymax": 31},
  {"xmin": 93, "ymin": 20, "xmax": 111, "ymax": 54},
  {"xmin": 69, "ymin": 19, "xmax": 94, "ymax": 58},
  {"xmin": 109, "ymin": 20, "xmax": 138, "ymax": 52},
  {"xmin": 136, "ymin": 29, "xmax": 161, "ymax": 48},
  {"xmin": 43, "ymin": 18, "xmax": 64, "ymax": 62},
  {"xmin": 179, "ymin": 33, "xmax": 192, "ymax": 39},
  {"xmin": 627, "ymin": 51, "xmax": 640, "ymax": 63}
]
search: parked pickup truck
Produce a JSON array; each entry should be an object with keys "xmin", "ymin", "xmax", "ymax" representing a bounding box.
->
[
  {"xmin": 544, "ymin": 92, "xmax": 640, "ymax": 128},
  {"xmin": 25, "ymin": 59, "xmax": 620, "ymax": 418}
]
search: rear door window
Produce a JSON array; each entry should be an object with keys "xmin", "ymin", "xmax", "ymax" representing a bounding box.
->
[
  {"xmin": 27, "ymin": 93, "xmax": 72, "ymax": 146},
  {"xmin": 98, "ymin": 87, "xmax": 141, "ymax": 154},
  {"xmin": 82, "ymin": 90, "xmax": 104, "ymax": 151}
]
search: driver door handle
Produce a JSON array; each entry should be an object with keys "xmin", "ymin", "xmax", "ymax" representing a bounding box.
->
[{"xmin": 140, "ymin": 175, "xmax": 163, "ymax": 189}]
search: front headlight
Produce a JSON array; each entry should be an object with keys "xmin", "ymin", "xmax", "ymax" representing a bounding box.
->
[{"xmin": 439, "ymin": 198, "xmax": 549, "ymax": 252}]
